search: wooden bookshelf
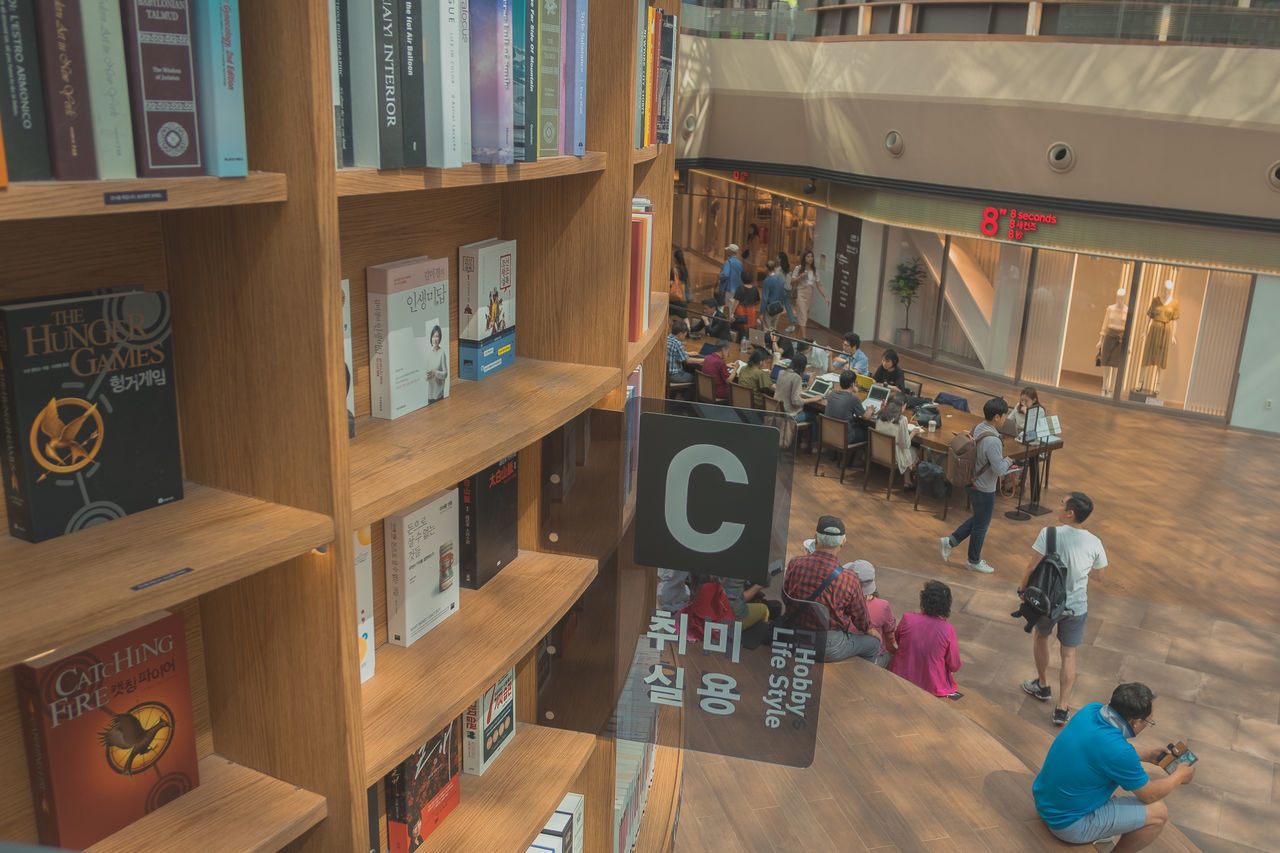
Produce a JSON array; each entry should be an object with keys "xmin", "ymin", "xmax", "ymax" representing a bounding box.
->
[
  {"xmin": 348, "ymin": 358, "xmax": 619, "ymax": 528},
  {"xmin": 362, "ymin": 551, "xmax": 597, "ymax": 783},
  {"xmin": 422, "ymin": 725, "xmax": 594, "ymax": 853},
  {"xmin": 0, "ymin": 484, "xmax": 332, "ymax": 669},
  {"xmin": 626, "ymin": 297, "xmax": 671, "ymax": 369},
  {"xmin": 87, "ymin": 754, "xmax": 327, "ymax": 853},
  {"xmin": 633, "ymin": 144, "xmax": 660, "ymax": 164},
  {"xmin": 632, "ymin": 745, "xmax": 684, "ymax": 853},
  {"xmin": 334, "ymin": 152, "xmax": 608, "ymax": 196},
  {"xmin": 0, "ymin": 173, "xmax": 288, "ymax": 222}
]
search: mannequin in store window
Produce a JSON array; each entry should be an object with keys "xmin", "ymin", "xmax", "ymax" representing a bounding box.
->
[
  {"xmin": 1096, "ymin": 287, "xmax": 1128, "ymax": 396},
  {"xmin": 1138, "ymin": 280, "xmax": 1179, "ymax": 396}
]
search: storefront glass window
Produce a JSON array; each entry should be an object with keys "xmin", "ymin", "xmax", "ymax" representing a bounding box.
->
[
  {"xmin": 878, "ymin": 226, "xmax": 941, "ymax": 354},
  {"xmin": 936, "ymin": 237, "xmax": 1030, "ymax": 378}
]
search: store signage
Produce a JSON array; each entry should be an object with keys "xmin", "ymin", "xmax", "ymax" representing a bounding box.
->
[
  {"xmin": 732, "ymin": 170, "xmax": 751, "ymax": 182},
  {"xmin": 980, "ymin": 205, "xmax": 1058, "ymax": 241},
  {"xmin": 830, "ymin": 214, "xmax": 862, "ymax": 332}
]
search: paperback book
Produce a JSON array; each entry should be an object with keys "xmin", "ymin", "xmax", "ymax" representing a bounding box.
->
[
  {"xmin": 536, "ymin": 0, "xmax": 559, "ymax": 158},
  {"xmin": 367, "ymin": 256, "xmax": 451, "ymax": 420},
  {"xmin": 0, "ymin": 0, "xmax": 52, "ymax": 180},
  {"xmin": 562, "ymin": 0, "xmax": 588, "ymax": 156},
  {"xmin": 355, "ymin": 524, "xmax": 375, "ymax": 682},
  {"xmin": 121, "ymin": 0, "xmax": 204, "ymax": 176},
  {"xmin": 512, "ymin": 0, "xmax": 537, "ymax": 162},
  {"xmin": 398, "ymin": 0, "xmax": 426, "ymax": 166},
  {"xmin": 462, "ymin": 667, "xmax": 515, "ymax": 774},
  {"xmin": 386, "ymin": 715, "xmax": 462, "ymax": 851},
  {"xmin": 348, "ymin": 0, "xmax": 405, "ymax": 168},
  {"xmin": 555, "ymin": 792, "xmax": 585, "ymax": 853},
  {"xmin": 342, "ymin": 278, "xmax": 356, "ymax": 436},
  {"xmin": 469, "ymin": 0, "xmax": 513, "ymax": 164},
  {"xmin": 459, "ymin": 454, "xmax": 518, "ymax": 589},
  {"xmin": 15, "ymin": 611, "xmax": 200, "ymax": 850},
  {"xmin": 458, "ymin": 237, "xmax": 516, "ymax": 379},
  {"xmin": 656, "ymin": 9, "xmax": 676, "ymax": 144},
  {"xmin": 332, "ymin": 0, "xmax": 355, "ymax": 166},
  {"xmin": 422, "ymin": 0, "xmax": 463, "ymax": 169},
  {"xmin": 537, "ymin": 810, "xmax": 573, "ymax": 853},
  {"xmin": 0, "ymin": 290, "xmax": 184, "ymax": 542},
  {"xmin": 192, "ymin": 0, "xmax": 248, "ymax": 176},
  {"xmin": 385, "ymin": 487, "xmax": 460, "ymax": 647},
  {"xmin": 81, "ymin": 0, "xmax": 137, "ymax": 179}
]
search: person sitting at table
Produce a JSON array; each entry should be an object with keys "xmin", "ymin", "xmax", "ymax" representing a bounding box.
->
[
  {"xmin": 734, "ymin": 347, "xmax": 774, "ymax": 407},
  {"xmin": 889, "ymin": 580, "xmax": 962, "ymax": 698},
  {"xmin": 700, "ymin": 339, "xmax": 733, "ymax": 401},
  {"xmin": 1010, "ymin": 386, "xmax": 1044, "ymax": 436},
  {"xmin": 873, "ymin": 348, "xmax": 907, "ymax": 392},
  {"xmin": 875, "ymin": 392, "xmax": 920, "ymax": 488},
  {"xmin": 797, "ymin": 339, "xmax": 828, "ymax": 373},
  {"xmin": 763, "ymin": 329, "xmax": 794, "ymax": 362},
  {"xmin": 666, "ymin": 318, "xmax": 703, "ymax": 387},
  {"xmin": 824, "ymin": 370, "xmax": 867, "ymax": 445},
  {"xmin": 776, "ymin": 353, "xmax": 821, "ymax": 422},
  {"xmin": 833, "ymin": 332, "xmax": 870, "ymax": 376}
]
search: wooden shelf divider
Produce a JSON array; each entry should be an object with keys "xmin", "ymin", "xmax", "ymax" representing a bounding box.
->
[
  {"xmin": 362, "ymin": 551, "xmax": 597, "ymax": 784},
  {"xmin": 87, "ymin": 753, "xmax": 327, "ymax": 853},
  {"xmin": 421, "ymin": 725, "xmax": 594, "ymax": 853},
  {"xmin": 335, "ymin": 152, "xmax": 607, "ymax": 197},
  {"xmin": 626, "ymin": 297, "xmax": 670, "ymax": 369},
  {"xmin": 0, "ymin": 483, "xmax": 332, "ymax": 669},
  {"xmin": 348, "ymin": 358, "xmax": 619, "ymax": 528},
  {"xmin": 0, "ymin": 173, "xmax": 287, "ymax": 222}
]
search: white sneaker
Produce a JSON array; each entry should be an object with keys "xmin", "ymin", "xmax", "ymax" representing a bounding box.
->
[
  {"xmin": 965, "ymin": 559, "xmax": 995, "ymax": 573},
  {"xmin": 785, "ymin": 325, "xmax": 795, "ymax": 332},
  {"xmin": 939, "ymin": 536, "xmax": 953, "ymax": 562}
]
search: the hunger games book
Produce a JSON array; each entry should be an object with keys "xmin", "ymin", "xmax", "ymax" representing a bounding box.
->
[
  {"xmin": 15, "ymin": 610, "xmax": 200, "ymax": 849},
  {"xmin": 0, "ymin": 290, "xmax": 184, "ymax": 542},
  {"xmin": 385, "ymin": 715, "xmax": 462, "ymax": 852}
]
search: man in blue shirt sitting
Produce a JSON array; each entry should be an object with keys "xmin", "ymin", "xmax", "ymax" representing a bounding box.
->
[
  {"xmin": 832, "ymin": 332, "xmax": 870, "ymax": 375},
  {"xmin": 1033, "ymin": 682, "xmax": 1195, "ymax": 851}
]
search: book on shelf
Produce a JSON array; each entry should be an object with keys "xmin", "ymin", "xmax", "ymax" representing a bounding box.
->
[
  {"xmin": 80, "ymin": 0, "xmax": 137, "ymax": 179},
  {"xmin": 366, "ymin": 255, "xmax": 451, "ymax": 420},
  {"xmin": 385, "ymin": 487, "xmax": 460, "ymax": 647},
  {"xmin": 457, "ymin": 237, "xmax": 516, "ymax": 379},
  {"xmin": 457, "ymin": 0, "xmax": 471, "ymax": 162},
  {"xmin": 0, "ymin": 0, "xmax": 53, "ymax": 180},
  {"xmin": 332, "ymin": 0, "xmax": 355, "ymax": 166},
  {"xmin": 561, "ymin": 0, "xmax": 587, "ymax": 157},
  {"xmin": 459, "ymin": 454, "xmax": 517, "ymax": 589},
  {"xmin": 535, "ymin": 0, "xmax": 559, "ymax": 158},
  {"xmin": 656, "ymin": 9, "xmax": 675, "ymax": 145},
  {"xmin": 385, "ymin": 715, "xmax": 462, "ymax": 852},
  {"xmin": 34, "ymin": 0, "xmax": 97, "ymax": 179},
  {"xmin": 469, "ymin": 0, "xmax": 513, "ymax": 164},
  {"xmin": 0, "ymin": 119, "xmax": 6, "ymax": 186},
  {"xmin": 121, "ymin": 0, "xmax": 204, "ymax": 176},
  {"xmin": 355, "ymin": 524, "xmax": 376, "ymax": 682},
  {"xmin": 15, "ymin": 610, "xmax": 200, "ymax": 850},
  {"xmin": 366, "ymin": 782, "xmax": 382, "ymax": 853},
  {"xmin": 399, "ymin": 0, "xmax": 426, "ymax": 167},
  {"xmin": 341, "ymin": 278, "xmax": 356, "ymax": 436},
  {"xmin": 645, "ymin": 6, "xmax": 657, "ymax": 147},
  {"xmin": 462, "ymin": 667, "xmax": 515, "ymax": 775},
  {"xmin": 422, "ymin": 0, "xmax": 463, "ymax": 169},
  {"xmin": 628, "ymin": 197, "xmax": 654, "ymax": 343},
  {"xmin": 556, "ymin": 792, "xmax": 585, "ymax": 853},
  {"xmin": 0, "ymin": 290, "xmax": 184, "ymax": 543},
  {"xmin": 537, "ymin": 810, "xmax": 573, "ymax": 853},
  {"xmin": 192, "ymin": 0, "xmax": 248, "ymax": 177},
  {"xmin": 632, "ymin": 0, "xmax": 646, "ymax": 149},
  {"xmin": 348, "ymin": 0, "xmax": 404, "ymax": 168},
  {"xmin": 511, "ymin": 0, "xmax": 536, "ymax": 162}
]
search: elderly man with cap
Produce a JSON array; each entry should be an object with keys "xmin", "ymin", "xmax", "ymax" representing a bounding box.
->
[
  {"xmin": 782, "ymin": 516, "xmax": 881, "ymax": 662},
  {"xmin": 717, "ymin": 243, "xmax": 744, "ymax": 319},
  {"xmin": 848, "ymin": 560, "xmax": 897, "ymax": 667}
]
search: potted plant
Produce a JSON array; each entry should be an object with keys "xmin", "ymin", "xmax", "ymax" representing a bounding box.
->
[{"xmin": 887, "ymin": 257, "xmax": 926, "ymax": 348}]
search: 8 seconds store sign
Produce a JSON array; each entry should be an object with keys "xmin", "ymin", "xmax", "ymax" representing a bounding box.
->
[{"xmin": 980, "ymin": 205, "xmax": 1059, "ymax": 241}]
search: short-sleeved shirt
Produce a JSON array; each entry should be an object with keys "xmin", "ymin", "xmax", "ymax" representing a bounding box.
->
[
  {"xmin": 1033, "ymin": 702, "xmax": 1150, "ymax": 829},
  {"xmin": 824, "ymin": 389, "xmax": 866, "ymax": 442},
  {"xmin": 667, "ymin": 334, "xmax": 689, "ymax": 375},
  {"xmin": 782, "ymin": 550, "xmax": 870, "ymax": 635},
  {"xmin": 718, "ymin": 256, "xmax": 743, "ymax": 295},
  {"xmin": 737, "ymin": 363, "xmax": 772, "ymax": 407},
  {"xmin": 702, "ymin": 351, "xmax": 732, "ymax": 399},
  {"xmin": 874, "ymin": 364, "xmax": 905, "ymax": 390},
  {"xmin": 1034, "ymin": 525, "xmax": 1107, "ymax": 614}
]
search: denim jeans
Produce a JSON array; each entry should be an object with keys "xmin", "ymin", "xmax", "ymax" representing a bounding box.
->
[{"xmin": 951, "ymin": 486, "xmax": 996, "ymax": 563}]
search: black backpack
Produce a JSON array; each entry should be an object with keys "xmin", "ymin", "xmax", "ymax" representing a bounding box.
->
[{"xmin": 1022, "ymin": 527, "xmax": 1071, "ymax": 623}]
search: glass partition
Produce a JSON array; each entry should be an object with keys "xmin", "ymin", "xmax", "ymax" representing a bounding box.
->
[{"xmin": 878, "ymin": 226, "xmax": 941, "ymax": 356}]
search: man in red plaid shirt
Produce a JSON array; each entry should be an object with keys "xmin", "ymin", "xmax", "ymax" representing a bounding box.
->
[{"xmin": 782, "ymin": 515, "xmax": 882, "ymax": 662}]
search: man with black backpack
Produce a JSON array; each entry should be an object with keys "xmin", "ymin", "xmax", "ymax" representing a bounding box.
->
[{"xmin": 1019, "ymin": 491, "xmax": 1108, "ymax": 725}]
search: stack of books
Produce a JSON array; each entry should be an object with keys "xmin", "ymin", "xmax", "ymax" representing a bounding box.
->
[{"xmin": 633, "ymin": 2, "xmax": 677, "ymax": 149}]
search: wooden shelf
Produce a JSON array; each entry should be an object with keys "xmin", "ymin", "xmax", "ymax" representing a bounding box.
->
[
  {"xmin": 335, "ymin": 152, "xmax": 607, "ymax": 197},
  {"xmin": 421, "ymin": 725, "xmax": 593, "ymax": 853},
  {"xmin": 626, "ymin": 297, "xmax": 670, "ymax": 368},
  {"xmin": 349, "ymin": 358, "xmax": 619, "ymax": 528},
  {"xmin": 633, "ymin": 145, "xmax": 660, "ymax": 165},
  {"xmin": 632, "ymin": 745, "xmax": 684, "ymax": 853},
  {"xmin": 0, "ymin": 172, "xmax": 287, "ymax": 222},
  {"xmin": 0, "ymin": 483, "xmax": 332, "ymax": 669},
  {"xmin": 362, "ymin": 551, "xmax": 597, "ymax": 784},
  {"xmin": 87, "ymin": 753, "xmax": 327, "ymax": 853}
]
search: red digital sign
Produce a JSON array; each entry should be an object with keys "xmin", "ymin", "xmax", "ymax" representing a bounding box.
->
[
  {"xmin": 980, "ymin": 206, "xmax": 1058, "ymax": 241},
  {"xmin": 732, "ymin": 170, "xmax": 751, "ymax": 182}
]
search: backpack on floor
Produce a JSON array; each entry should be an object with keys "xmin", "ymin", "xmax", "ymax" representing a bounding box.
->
[{"xmin": 1022, "ymin": 527, "xmax": 1071, "ymax": 624}]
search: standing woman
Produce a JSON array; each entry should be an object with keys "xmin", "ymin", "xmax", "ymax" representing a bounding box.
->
[
  {"xmin": 776, "ymin": 251, "xmax": 796, "ymax": 330},
  {"xmin": 789, "ymin": 250, "xmax": 829, "ymax": 340}
]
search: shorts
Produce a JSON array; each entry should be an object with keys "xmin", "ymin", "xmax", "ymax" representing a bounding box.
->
[
  {"xmin": 1033, "ymin": 611, "xmax": 1087, "ymax": 647},
  {"xmin": 1049, "ymin": 796, "xmax": 1147, "ymax": 844}
]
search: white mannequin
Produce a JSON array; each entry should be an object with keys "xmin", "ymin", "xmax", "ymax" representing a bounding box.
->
[
  {"xmin": 1097, "ymin": 287, "xmax": 1128, "ymax": 396},
  {"xmin": 1139, "ymin": 280, "xmax": 1178, "ymax": 395}
]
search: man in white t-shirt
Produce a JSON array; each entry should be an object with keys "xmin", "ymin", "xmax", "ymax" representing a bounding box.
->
[{"xmin": 1019, "ymin": 491, "xmax": 1107, "ymax": 726}]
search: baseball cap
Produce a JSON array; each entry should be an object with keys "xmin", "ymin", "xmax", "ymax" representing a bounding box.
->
[
  {"xmin": 816, "ymin": 515, "xmax": 845, "ymax": 536},
  {"xmin": 849, "ymin": 560, "xmax": 876, "ymax": 595},
  {"xmin": 725, "ymin": 243, "xmax": 740, "ymax": 253}
]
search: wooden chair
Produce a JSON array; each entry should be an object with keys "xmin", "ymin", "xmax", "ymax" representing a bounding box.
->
[
  {"xmin": 763, "ymin": 395, "xmax": 812, "ymax": 451},
  {"xmin": 728, "ymin": 380, "xmax": 757, "ymax": 410},
  {"xmin": 814, "ymin": 414, "xmax": 866, "ymax": 483},
  {"xmin": 695, "ymin": 371, "xmax": 728, "ymax": 404},
  {"xmin": 666, "ymin": 372, "xmax": 693, "ymax": 401},
  {"xmin": 864, "ymin": 428, "xmax": 897, "ymax": 499},
  {"xmin": 902, "ymin": 377, "xmax": 923, "ymax": 397}
]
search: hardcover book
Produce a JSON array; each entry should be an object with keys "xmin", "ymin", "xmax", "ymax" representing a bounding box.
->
[
  {"xmin": 366, "ymin": 783, "xmax": 382, "ymax": 853},
  {"xmin": 0, "ymin": 0, "xmax": 52, "ymax": 180},
  {"xmin": 348, "ymin": 0, "xmax": 404, "ymax": 168},
  {"xmin": 399, "ymin": 0, "xmax": 426, "ymax": 166},
  {"xmin": 192, "ymin": 0, "xmax": 247, "ymax": 177},
  {"xmin": 459, "ymin": 454, "xmax": 517, "ymax": 589},
  {"xmin": 462, "ymin": 667, "xmax": 515, "ymax": 774},
  {"xmin": 469, "ymin": 0, "xmax": 513, "ymax": 164},
  {"xmin": 561, "ymin": 0, "xmax": 587, "ymax": 157},
  {"xmin": 15, "ymin": 610, "xmax": 200, "ymax": 850},
  {"xmin": 555, "ymin": 792, "xmax": 585, "ymax": 853},
  {"xmin": 539, "ymin": 811, "xmax": 573, "ymax": 853},
  {"xmin": 422, "ymin": 0, "xmax": 462, "ymax": 168},
  {"xmin": 121, "ymin": 0, "xmax": 203, "ymax": 176},
  {"xmin": 656, "ymin": 9, "xmax": 675, "ymax": 145},
  {"xmin": 354, "ymin": 524, "xmax": 375, "ymax": 682},
  {"xmin": 511, "ymin": 0, "xmax": 536, "ymax": 162},
  {"xmin": 0, "ymin": 290, "xmax": 184, "ymax": 543},
  {"xmin": 385, "ymin": 487, "xmax": 460, "ymax": 646},
  {"xmin": 35, "ymin": 0, "xmax": 96, "ymax": 179},
  {"xmin": 633, "ymin": 0, "xmax": 646, "ymax": 148},
  {"xmin": 80, "ymin": 0, "xmax": 137, "ymax": 179},
  {"xmin": 535, "ymin": 0, "xmax": 559, "ymax": 158},
  {"xmin": 385, "ymin": 715, "xmax": 462, "ymax": 851},
  {"xmin": 366, "ymin": 256, "xmax": 450, "ymax": 420},
  {"xmin": 457, "ymin": 0, "xmax": 471, "ymax": 162},
  {"xmin": 457, "ymin": 237, "xmax": 516, "ymax": 379},
  {"xmin": 333, "ymin": 0, "xmax": 355, "ymax": 166}
]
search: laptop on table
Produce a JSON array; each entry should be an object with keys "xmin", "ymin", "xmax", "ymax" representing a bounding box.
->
[{"xmin": 863, "ymin": 384, "xmax": 891, "ymax": 414}]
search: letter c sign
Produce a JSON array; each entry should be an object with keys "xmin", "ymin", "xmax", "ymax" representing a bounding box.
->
[{"xmin": 635, "ymin": 412, "xmax": 779, "ymax": 581}]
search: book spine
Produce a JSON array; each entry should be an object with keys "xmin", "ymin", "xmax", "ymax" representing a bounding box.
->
[
  {"xmin": 517, "ymin": 0, "xmax": 535, "ymax": 161},
  {"xmin": 509, "ymin": 0, "xmax": 529, "ymax": 162},
  {"xmin": 346, "ymin": 0, "xmax": 378, "ymax": 166},
  {"xmin": 121, "ymin": 0, "xmax": 203, "ymax": 176},
  {"xmin": 556, "ymin": 0, "xmax": 568, "ymax": 155},
  {"xmin": 14, "ymin": 664, "xmax": 59, "ymax": 844},
  {"xmin": 385, "ymin": 516, "xmax": 406, "ymax": 644},
  {"xmin": 192, "ymin": 0, "xmax": 247, "ymax": 177},
  {"xmin": 456, "ymin": 0, "xmax": 470, "ymax": 162},
  {"xmin": 423, "ymin": 0, "xmax": 462, "ymax": 169},
  {"xmin": 645, "ymin": 6, "xmax": 656, "ymax": 147},
  {"xmin": 399, "ymin": 0, "xmax": 425, "ymax": 166},
  {"xmin": 567, "ymin": 0, "xmax": 586, "ymax": 156},
  {"xmin": 459, "ymin": 474, "xmax": 477, "ymax": 588},
  {"xmin": 0, "ymin": 118, "xmax": 6, "ymax": 184},
  {"xmin": 535, "ymin": 0, "xmax": 558, "ymax": 158},
  {"xmin": 633, "ymin": 0, "xmax": 645, "ymax": 148},
  {"xmin": 376, "ymin": 0, "xmax": 402, "ymax": 167},
  {"xmin": 366, "ymin": 283, "xmax": 391, "ymax": 419},
  {"xmin": 469, "ymin": 0, "xmax": 512, "ymax": 164},
  {"xmin": 0, "ymin": 0, "xmax": 52, "ymax": 179},
  {"xmin": 0, "ymin": 316, "xmax": 34, "ymax": 540},
  {"xmin": 656, "ymin": 11, "xmax": 673, "ymax": 145},
  {"xmin": 34, "ymin": 0, "xmax": 96, "ymax": 179},
  {"xmin": 79, "ymin": 0, "xmax": 136, "ymax": 179},
  {"xmin": 628, "ymin": 216, "xmax": 644, "ymax": 342},
  {"xmin": 333, "ymin": 0, "xmax": 354, "ymax": 166}
]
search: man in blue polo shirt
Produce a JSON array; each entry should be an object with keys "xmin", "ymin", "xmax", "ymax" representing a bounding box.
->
[{"xmin": 1033, "ymin": 682, "xmax": 1195, "ymax": 851}]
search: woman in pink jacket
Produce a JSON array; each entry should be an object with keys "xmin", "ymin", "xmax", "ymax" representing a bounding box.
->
[{"xmin": 889, "ymin": 580, "xmax": 962, "ymax": 697}]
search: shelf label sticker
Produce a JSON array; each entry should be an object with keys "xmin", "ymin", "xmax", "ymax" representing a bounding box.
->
[
  {"xmin": 131, "ymin": 567, "xmax": 193, "ymax": 591},
  {"xmin": 104, "ymin": 190, "xmax": 169, "ymax": 206}
]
